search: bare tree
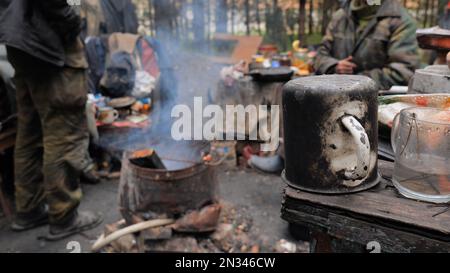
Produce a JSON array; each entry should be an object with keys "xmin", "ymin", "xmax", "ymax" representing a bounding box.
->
[
  {"xmin": 255, "ymin": 0, "xmax": 262, "ymax": 35},
  {"xmin": 245, "ymin": 0, "xmax": 251, "ymax": 35},
  {"xmin": 416, "ymin": 0, "xmax": 421, "ymax": 20},
  {"xmin": 152, "ymin": 0, "xmax": 174, "ymax": 42},
  {"xmin": 192, "ymin": 0, "xmax": 205, "ymax": 47},
  {"xmin": 430, "ymin": 0, "xmax": 437, "ymax": 26},
  {"xmin": 298, "ymin": 0, "xmax": 307, "ymax": 44},
  {"xmin": 231, "ymin": 0, "xmax": 236, "ymax": 34},
  {"xmin": 321, "ymin": 0, "xmax": 333, "ymax": 35},
  {"xmin": 216, "ymin": 0, "xmax": 228, "ymax": 33},
  {"xmin": 424, "ymin": 0, "xmax": 431, "ymax": 27},
  {"xmin": 206, "ymin": 0, "xmax": 211, "ymax": 40},
  {"xmin": 308, "ymin": 0, "xmax": 314, "ymax": 35}
]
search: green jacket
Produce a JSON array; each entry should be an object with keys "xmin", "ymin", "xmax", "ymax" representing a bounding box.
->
[{"xmin": 313, "ymin": 0, "xmax": 419, "ymax": 90}]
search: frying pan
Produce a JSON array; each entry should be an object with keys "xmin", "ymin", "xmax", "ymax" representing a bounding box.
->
[{"xmin": 247, "ymin": 67, "xmax": 294, "ymax": 82}]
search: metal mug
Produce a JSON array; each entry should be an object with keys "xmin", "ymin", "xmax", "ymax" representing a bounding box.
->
[
  {"xmin": 98, "ymin": 107, "xmax": 119, "ymax": 124},
  {"xmin": 282, "ymin": 75, "xmax": 380, "ymax": 194},
  {"xmin": 391, "ymin": 107, "xmax": 450, "ymax": 203}
]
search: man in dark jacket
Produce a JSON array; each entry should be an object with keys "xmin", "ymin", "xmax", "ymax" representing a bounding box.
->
[
  {"xmin": 0, "ymin": 0, "xmax": 102, "ymax": 240},
  {"xmin": 314, "ymin": 0, "xmax": 419, "ymax": 90}
]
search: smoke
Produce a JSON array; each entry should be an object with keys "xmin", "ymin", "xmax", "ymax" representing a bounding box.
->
[
  {"xmin": 145, "ymin": 1, "xmax": 226, "ymax": 134},
  {"xmin": 97, "ymin": 1, "xmax": 226, "ymax": 169}
]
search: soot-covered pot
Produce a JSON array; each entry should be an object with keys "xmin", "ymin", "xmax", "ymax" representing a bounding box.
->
[{"xmin": 282, "ymin": 75, "xmax": 380, "ymax": 194}]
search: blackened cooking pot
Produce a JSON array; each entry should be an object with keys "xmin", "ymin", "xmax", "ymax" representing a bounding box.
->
[{"xmin": 282, "ymin": 75, "xmax": 380, "ymax": 194}]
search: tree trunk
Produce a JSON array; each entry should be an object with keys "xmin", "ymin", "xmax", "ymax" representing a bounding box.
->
[
  {"xmin": 170, "ymin": 0, "xmax": 179, "ymax": 40},
  {"xmin": 265, "ymin": 0, "xmax": 271, "ymax": 38},
  {"xmin": 152, "ymin": 0, "xmax": 173, "ymax": 42},
  {"xmin": 416, "ymin": 0, "xmax": 421, "ymax": 20},
  {"xmin": 231, "ymin": 0, "xmax": 236, "ymax": 34},
  {"xmin": 424, "ymin": 0, "xmax": 430, "ymax": 27},
  {"xmin": 216, "ymin": 0, "xmax": 228, "ymax": 33},
  {"xmin": 321, "ymin": 0, "xmax": 332, "ymax": 35},
  {"xmin": 271, "ymin": 0, "xmax": 287, "ymax": 50},
  {"xmin": 192, "ymin": 0, "xmax": 205, "ymax": 48},
  {"xmin": 430, "ymin": 0, "xmax": 437, "ymax": 25},
  {"xmin": 148, "ymin": 0, "xmax": 155, "ymax": 36},
  {"xmin": 256, "ymin": 0, "xmax": 262, "ymax": 35},
  {"xmin": 245, "ymin": 0, "xmax": 251, "ymax": 35},
  {"xmin": 206, "ymin": 0, "xmax": 211, "ymax": 41},
  {"xmin": 308, "ymin": 0, "xmax": 314, "ymax": 35},
  {"xmin": 298, "ymin": 0, "xmax": 307, "ymax": 44}
]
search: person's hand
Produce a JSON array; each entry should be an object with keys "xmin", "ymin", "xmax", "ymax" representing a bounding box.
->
[{"xmin": 335, "ymin": 56, "xmax": 357, "ymax": 74}]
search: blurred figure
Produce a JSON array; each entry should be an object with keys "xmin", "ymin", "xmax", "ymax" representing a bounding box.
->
[
  {"xmin": 100, "ymin": 0, "xmax": 138, "ymax": 34},
  {"xmin": 314, "ymin": 0, "xmax": 419, "ymax": 90},
  {"xmin": 439, "ymin": 1, "xmax": 450, "ymax": 30},
  {"xmin": 0, "ymin": 0, "xmax": 102, "ymax": 240},
  {"xmin": 79, "ymin": 0, "xmax": 139, "ymax": 40}
]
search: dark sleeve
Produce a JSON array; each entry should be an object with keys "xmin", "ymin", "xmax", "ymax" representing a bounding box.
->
[
  {"xmin": 313, "ymin": 11, "xmax": 341, "ymax": 75},
  {"xmin": 359, "ymin": 15, "xmax": 419, "ymax": 90},
  {"xmin": 36, "ymin": 0, "xmax": 81, "ymax": 43}
]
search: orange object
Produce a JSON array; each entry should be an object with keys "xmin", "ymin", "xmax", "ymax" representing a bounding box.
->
[
  {"xmin": 203, "ymin": 155, "xmax": 213, "ymax": 162},
  {"xmin": 143, "ymin": 104, "xmax": 151, "ymax": 112},
  {"xmin": 444, "ymin": 98, "xmax": 450, "ymax": 109},
  {"xmin": 415, "ymin": 97, "xmax": 428, "ymax": 106},
  {"xmin": 132, "ymin": 149, "xmax": 155, "ymax": 159},
  {"xmin": 439, "ymin": 175, "xmax": 450, "ymax": 192}
]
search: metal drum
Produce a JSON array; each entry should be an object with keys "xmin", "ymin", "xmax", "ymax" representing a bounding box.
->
[{"xmin": 119, "ymin": 141, "xmax": 218, "ymax": 223}]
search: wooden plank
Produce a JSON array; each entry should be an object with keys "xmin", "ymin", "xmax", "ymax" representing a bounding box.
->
[
  {"xmin": 284, "ymin": 186, "xmax": 450, "ymax": 236},
  {"xmin": 283, "ymin": 160, "xmax": 450, "ymax": 236},
  {"xmin": 283, "ymin": 205, "xmax": 450, "ymax": 253},
  {"xmin": 210, "ymin": 34, "xmax": 263, "ymax": 66}
]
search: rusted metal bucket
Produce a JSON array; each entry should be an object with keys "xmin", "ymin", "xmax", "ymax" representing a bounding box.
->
[{"xmin": 119, "ymin": 151, "xmax": 218, "ymax": 223}]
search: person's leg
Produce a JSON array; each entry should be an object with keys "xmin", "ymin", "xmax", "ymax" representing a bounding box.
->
[
  {"xmin": 30, "ymin": 66, "xmax": 101, "ymax": 239},
  {"xmin": 9, "ymin": 69, "xmax": 47, "ymax": 231},
  {"xmin": 30, "ymin": 67, "xmax": 87, "ymax": 224}
]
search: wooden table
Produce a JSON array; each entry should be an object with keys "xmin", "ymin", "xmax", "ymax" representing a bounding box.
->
[{"xmin": 282, "ymin": 160, "xmax": 450, "ymax": 253}]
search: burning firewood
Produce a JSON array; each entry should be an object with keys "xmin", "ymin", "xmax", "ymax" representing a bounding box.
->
[{"xmin": 130, "ymin": 149, "xmax": 166, "ymax": 169}]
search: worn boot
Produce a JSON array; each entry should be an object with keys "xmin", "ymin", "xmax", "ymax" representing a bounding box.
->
[
  {"xmin": 80, "ymin": 168, "xmax": 101, "ymax": 185},
  {"xmin": 11, "ymin": 204, "xmax": 49, "ymax": 232},
  {"xmin": 44, "ymin": 211, "xmax": 103, "ymax": 241}
]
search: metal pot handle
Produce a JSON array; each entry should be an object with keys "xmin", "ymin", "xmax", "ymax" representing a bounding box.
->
[{"xmin": 341, "ymin": 115, "xmax": 371, "ymax": 181}]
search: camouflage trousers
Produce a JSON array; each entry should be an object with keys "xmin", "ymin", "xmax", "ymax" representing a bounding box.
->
[{"xmin": 7, "ymin": 47, "xmax": 91, "ymax": 225}]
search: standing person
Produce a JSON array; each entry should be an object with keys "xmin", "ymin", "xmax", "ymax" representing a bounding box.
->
[
  {"xmin": 0, "ymin": 0, "xmax": 102, "ymax": 240},
  {"xmin": 314, "ymin": 0, "xmax": 419, "ymax": 90}
]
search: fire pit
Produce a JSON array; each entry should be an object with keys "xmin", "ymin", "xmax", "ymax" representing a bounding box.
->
[{"xmin": 119, "ymin": 140, "xmax": 218, "ymax": 224}]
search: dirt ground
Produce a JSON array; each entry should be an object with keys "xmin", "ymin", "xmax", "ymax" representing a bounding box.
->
[{"xmin": 0, "ymin": 166, "xmax": 302, "ymax": 253}]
